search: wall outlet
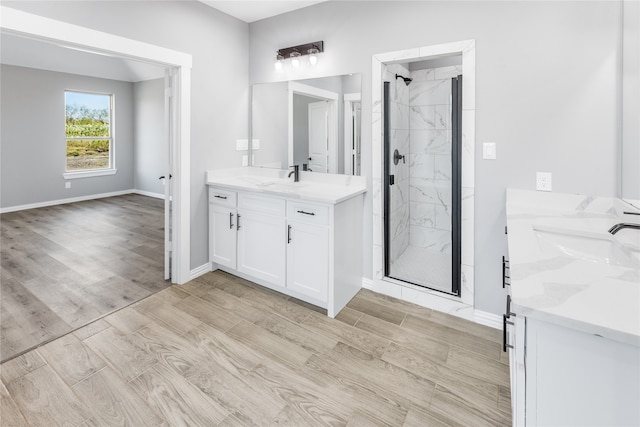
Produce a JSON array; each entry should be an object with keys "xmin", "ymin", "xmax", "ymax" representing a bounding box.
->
[
  {"xmin": 65, "ymin": 182, "xmax": 71, "ymax": 189},
  {"xmin": 236, "ymin": 139, "xmax": 249, "ymax": 151},
  {"xmin": 536, "ymin": 172, "xmax": 552, "ymax": 192},
  {"xmin": 482, "ymin": 142, "xmax": 497, "ymax": 160}
]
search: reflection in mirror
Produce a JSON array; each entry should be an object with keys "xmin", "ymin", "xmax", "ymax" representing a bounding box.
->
[{"xmin": 251, "ymin": 74, "xmax": 361, "ymax": 175}]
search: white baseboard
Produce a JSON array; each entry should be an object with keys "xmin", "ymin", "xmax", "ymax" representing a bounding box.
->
[
  {"xmin": 189, "ymin": 263, "xmax": 212, "ymax": 281},
  {"xmin": 132, "ymin": 189, "xmax": 165, "ymax": 200},
  {"xmin": 0, "ymin": 189, "xmax": 135, "ymax": 213},
  {"xmin": 0, "ymin": 189, "xmax": 168, "ymax": 214},
  {"xmin": 362, "ymin": 277, "xmax": 502, "ymax": 330},
  {"xmin": 473, "ymin": 310, "xmax": 502, "ymax": 330}
]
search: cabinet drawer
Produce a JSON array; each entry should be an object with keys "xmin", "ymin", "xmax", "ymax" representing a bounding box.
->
[
  {"xmin": 287, "ymin": 201, "xmax": 329, "ymax": 225},
  {"xmin": 209, "ymin": 187, "xmax": 237, "ymax": 207},
  {"xmin": 238, "ymin": 193, "xmax": 285, "ymax": 216}
]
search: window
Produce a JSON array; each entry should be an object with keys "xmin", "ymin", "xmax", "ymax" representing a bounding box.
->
[{"xmin": 65, "ymin": 91, "xmax": 113, "ymax": 173}]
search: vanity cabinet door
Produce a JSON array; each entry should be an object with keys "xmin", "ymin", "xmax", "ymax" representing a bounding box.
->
[
  {"xmin": 237, "ymin": 209, "xmax": 286, "ymax": 287},
  {"xmin": 209, "ymin": 205, "xmax": 237, "ymax": 269},
  {"xmin": 286, "ymin": 221, "xmax": 329, "ymax": 302},
  {"xmin": 209, "ymin": 204, "xmax": 237, "ymax": 268}
]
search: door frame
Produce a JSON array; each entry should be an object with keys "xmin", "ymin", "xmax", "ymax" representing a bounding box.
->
[
  {"xmin": 1, "ymin": 6, "xmax": 193, "ymax": 284},
  {"xmin": 287, "ymin": 81, "xmax": 338, "ymax": 172},
  {"xmin": 371, "ymin": 40, "xmax": 477, "ymax": 315},
  {"xmin": 343, "ymin": 93, "xmax": 361, "ymax": 175}
]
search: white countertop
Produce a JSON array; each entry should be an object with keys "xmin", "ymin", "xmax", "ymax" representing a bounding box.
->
[
  {"xmin": 206, "ymin": 167, "xmax": 367, "ymax": 204},
  {"xmin": 506, "ymin": 188, "xmax": 640, "ymax": 346}
]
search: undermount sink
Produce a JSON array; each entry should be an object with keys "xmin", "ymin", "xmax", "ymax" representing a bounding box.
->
[{"xmin": 532, "ymin": 224, "xmax": 640, "ymax": 269}]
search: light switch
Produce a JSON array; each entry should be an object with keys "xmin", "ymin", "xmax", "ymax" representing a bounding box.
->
[
  {"xmin": 483, "ymin": 142, "xmax": 497, "ymax": 160},
  {"xmin": 252, "ymin": 139, "xmax": 260, "ymax": 150},
  {"xmin": 242, "ymin": 155, "xmax": 248, "ymax": 166},
  {"xmin": 236, "ymin": 139, "xmax": 249, "ymax": 151}
]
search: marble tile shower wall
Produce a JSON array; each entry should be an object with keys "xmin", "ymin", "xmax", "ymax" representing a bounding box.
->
[
  {"xmin": 385, "ymin": 64, "xmax": 410, "ymax": 263},
  {"xmin": 408, "ymin": 65, "xmax": 462, "ymax": 253}
]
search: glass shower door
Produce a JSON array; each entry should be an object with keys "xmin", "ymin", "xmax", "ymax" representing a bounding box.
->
[{"xmin": 384, "ymin": 71, "xmax": 462, "ymax": 296}]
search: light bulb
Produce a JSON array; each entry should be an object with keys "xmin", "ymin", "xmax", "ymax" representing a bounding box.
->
[
  {"xmin": 274, "ymin": 53, "xmax": 284, "ymax": 72},
  {"xmin": 290, "ymin": 51, "xmax": 301, "ymax": 68},
  {"xmin": 307, "ymin": 48, "xmax": 319, "ymax": 66}
]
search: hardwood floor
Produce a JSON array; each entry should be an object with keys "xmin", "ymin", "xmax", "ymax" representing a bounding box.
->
[
  {"xmin": 1, "ymin": 270, "xmax": 512, "ymax": 426},
  {"xmin": 1, "ymin": 195, "xmax": 169, "ymax": 362}
]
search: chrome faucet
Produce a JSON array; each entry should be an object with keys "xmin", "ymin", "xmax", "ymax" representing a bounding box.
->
[
  {"xmin": 608, "ymin": 223, "xmax": 640, "ymax": 235},
  {"xmin": 288, "ymin": 165, "xmax": 299, "ymax": 182}
]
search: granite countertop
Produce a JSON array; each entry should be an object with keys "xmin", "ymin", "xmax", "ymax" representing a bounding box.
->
[
  {"xmin": 506, "ymin": 188, "xmax": 640, "ymax": 346},
  {"xmin": 206, "ymin": 167, "xmax": 367, "ymax": 205}
]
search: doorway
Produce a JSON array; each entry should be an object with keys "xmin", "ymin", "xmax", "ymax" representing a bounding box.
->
[
  {"xmin": 0, "ymin": 6, "xmax": 192, "ymax": 284},
  {"xmin": 383, "ymin": 59, "xmax": 463, "ymax": 295},
  {"xmin": 288, "ymin": 81, "xmax": 338, "ymax": 173},
  {"xmin": 372, "ymin": 40, "xmax": 476, "ymax": 312}
]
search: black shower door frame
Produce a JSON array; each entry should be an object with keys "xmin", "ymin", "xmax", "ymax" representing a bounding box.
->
[{"xmin": 383, "ymin": 76, "xmax": 462, "ymax": 297}]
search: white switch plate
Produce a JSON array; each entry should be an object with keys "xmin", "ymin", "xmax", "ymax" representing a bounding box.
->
[
  {"xmin": 482, "ymin": 142, "xmax": 496, "ymax": 160},
  {"xmin": 241, "ymin": 155, "xmax": 248, "ymax": 166},
  {"xmin": 65, "ymin": 182, "xmax": 71, "ymax": 189},
  {"xmin": 252, "ymin": 139, "xmax": 260, "ymax": 150},
  {"xmin": 536, "ymin": 172, "xmax": 552, "ymax": 192},
  {"xmin": 236, "ymin": 139, "xmax": 249, "ymax": 151}
]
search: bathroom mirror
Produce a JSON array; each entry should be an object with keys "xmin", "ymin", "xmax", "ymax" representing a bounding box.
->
[
  {"xmin": 251, "ymin": 74, "xmax": 362, "ymax": 175},
  {"xmin": 621, "ymin": 1, "xmax": 640, "ymax": 205}
]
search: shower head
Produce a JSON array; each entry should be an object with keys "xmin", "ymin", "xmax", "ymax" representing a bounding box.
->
[{"xmin": 395, "ymin": 74, "xmax": 413, "ymax": 86}]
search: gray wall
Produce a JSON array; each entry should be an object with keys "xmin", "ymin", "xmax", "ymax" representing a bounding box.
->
[
  {"xmin": 133, "ymin": 78, "xmax": 165, "ymax": 196},
  {"xmin": 249, "ymin": 1, "xmax": 622, "ymax": 315},
  {"xmin": 252, "ymin": 81, "xmax": 288, "ymax": 168},
  {"xmin": 5, "ymin": 1, "xmax": 250, "ymax": 270},
  {"xmin": 0, "ymin": 64, "xmax": 134, "ymax": 208}
]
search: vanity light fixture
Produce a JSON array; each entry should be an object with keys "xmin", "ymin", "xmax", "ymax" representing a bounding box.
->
[{"xmin": 275, "ymin": 41, "xmax": 324, "ymax": 70}]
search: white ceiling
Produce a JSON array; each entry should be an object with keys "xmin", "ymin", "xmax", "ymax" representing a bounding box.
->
[
  {"xmin": 0, "ymin": 33, "xmax": 168, "ymax": 83},
  {"xmin": 0, "ymin": 1, "xmax": 326, "ymax": 81},
  {"xmin": 199, "ymin": 0, "xmax": 328, "ymax": 23}
]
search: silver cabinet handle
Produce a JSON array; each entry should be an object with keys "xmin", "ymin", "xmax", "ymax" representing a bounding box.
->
[
  {"xmin": 214, "ymin": 195, "xmax": 227, "ymax": 200},
  {"xmin": 237, "ymin": 214, "xmax": 241, "ymax": 230},
  {"xmin": 287, "ymin": 225, "xmax": 292, "ymax": 243},
  {"xmin": 297, "ymin": 210, "xmax": 315, "ymax": 216},
  {"xmin": 503, "ymin": 314, "xmax": 514, "ymax": 352},
  {"xmin": 229, "ymin": 212, "xmax": 234, "ymax": 229}
]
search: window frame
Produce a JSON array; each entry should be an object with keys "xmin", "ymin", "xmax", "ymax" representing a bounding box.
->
[{"xmin": 63, "ymin": 90, "xmax": 117, "ymax": 179}]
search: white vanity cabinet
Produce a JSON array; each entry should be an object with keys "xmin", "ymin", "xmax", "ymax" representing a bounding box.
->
[
  {"xmin": 207, "ymin": 180, "xmax": 364, "ymax": 318},
  {"xmin": 505, "ymin": 189, "xmax": 640, "ymax": 427},
  {"xmin": 506, "ymin": 311, "xmax": 640, "ymax": 427}
]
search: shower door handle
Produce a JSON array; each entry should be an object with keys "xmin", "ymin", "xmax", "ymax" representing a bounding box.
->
[{"xmin": 393, "ymin": 149, "xmax": 405, "ymax": 165}]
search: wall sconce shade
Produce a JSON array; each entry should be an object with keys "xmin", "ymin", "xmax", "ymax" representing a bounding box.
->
[
  {"xmin": 274, "ymin": 53, "xmax": 284, "ymax": 71},
  {"xmin": 275, "ymin": 41, "xmax": 324, "ymax": 69}
]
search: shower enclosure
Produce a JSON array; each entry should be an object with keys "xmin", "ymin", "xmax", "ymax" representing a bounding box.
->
[{"xmin": 383, "ymin": 60, "xmax": 462, "ymax": 295}]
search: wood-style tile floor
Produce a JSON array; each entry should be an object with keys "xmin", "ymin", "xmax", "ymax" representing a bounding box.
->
[
  {"xmin": 1, "ymin": 195, "xmax": 168, "ymax": 362},
  {"xmin": 1, "ymin": 270, "xmax": 512, "ymax": 426}
]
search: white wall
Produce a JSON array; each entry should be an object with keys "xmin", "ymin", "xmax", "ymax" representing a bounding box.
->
[
  {"xmin": 249, "ymin": 1, "xmax": 622, "ymax": 315},
  {"xmin": 133, "ymin": 78, "xmax": 164, "ymax": 196},
  {"xmin": 4, "ymin": 1, "xmax": 250, "ymax": 269},
  {"xmin": 0, "ymin": 64, "xmax": 134, "ymax": 208}
]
